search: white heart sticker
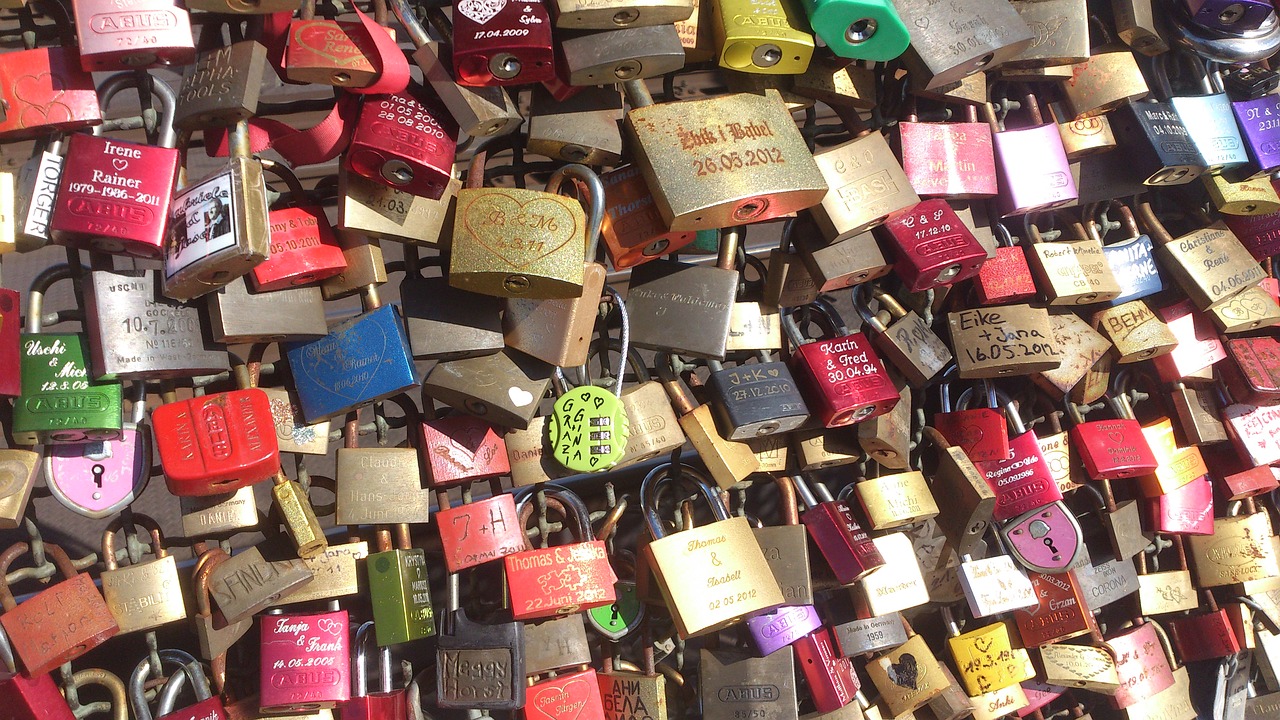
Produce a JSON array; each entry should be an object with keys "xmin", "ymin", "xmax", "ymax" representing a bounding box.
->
[
  {"xmin": 508, "ymin": 386, "xmax": 534, "ymax": 407},
  {"xmin": 456, "ymin": 0, "xmax": 507, "ymax": 24}
]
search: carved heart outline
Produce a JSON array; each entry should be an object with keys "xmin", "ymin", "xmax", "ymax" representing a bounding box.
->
[
  {"xmin": 462, "ymin": 191, "xmax": 579, "ymax": 270},
  {"xmin": 298, "ymin": 324, "xmax": 388, "ymax": 402},
  {"xmin": 456, "ymin": 0, "xmax": 507, "ymax": 24},
  {"xmin": 315, "ymin": 617, "xmax": 345, "ymax": 636},
  {"xmin": 529, "ymin": 678, "xmax": 591, "ymax": 720},
  {"xmin": 13, "ymin": 72, "xmax": 73, "ymax": 128}
]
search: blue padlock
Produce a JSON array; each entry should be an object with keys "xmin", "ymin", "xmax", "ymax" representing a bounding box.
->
[
  {"xmin": 1091, "ymin": 202, "xmax": 1165, "ymax": 307},
  {"xmin": 285, "ymin": 299, "xmax": 418, "ymax": 423}
]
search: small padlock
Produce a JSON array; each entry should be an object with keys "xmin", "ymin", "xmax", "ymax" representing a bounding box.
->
[
  {"xmin": 710, "ymin": 0, "xmax": 813, "ymax": 74},
  {"xmin": 205, "ymin": 276, "xmax": 328, "ymax": 345},
  {"xmin": 920, "ymin": 427, "xmax": 998, "ymax": 559},
  {"xmin": 423, "ymin": 348, "xmax": 553, "ymax": 430},
  {"xmin": 191, "ymin": 549, "xmax": 251, "ymax": 662},
  {"xmin": 175, "ymin": 40, "xmax": 268, "ymax": 131},
  {"xmin": 811, "ymin": 125, "xmax": 920, "ymax": 241},
  {"xmin": 1105, "ymin": 620, "xmax": 1176, "ymax": 709},
  {"xmin": 1109, "ymin": 99, "xmax": 1208, "ymax": 186},
  {"xmin": 1091, "ymin": 300, "xmax": 1178, "ymax": 364},
  {"xmin": 974, "ymin": 222, "xmax": 1037, "ymax": 305},
  {"xmin": 792, "ymin": 474, "xmax": 885, "ymax": 586},
  {"xmin": 1135, "ymin": 536, "xmax": 1199, "ymax": 616},
  {"xmin": 987, "ymin": 96, "xmax": 1078, "ymax": 216},
  {"xmin": 598, "ymin": 164, "xmax": 696, "ymax": 269},
  {"xmin": 855, "ymin": 285, "xmax": 952, "ymax": 388},
  {"xmin": 0, "ymin": 46, "xmax": 99, "ymax": 142},
  {"xmin": 366, "ymin": 525, "xmax": 434, "ymax": 645},
  {"xmin": 1023, "ymin": 211, "xmax": 1122, "ymax": 305},
  {"xmin": 434, "ymin": 483, "xmax": 525, "ymax": 572},
  {"xmin": 704, "ymin": 353, "xmax": 809, "ymax": 440},
  {"xmin": 338, "ymin": 165, "xmax": 459, "ymax": 246},
  {"xmin": 346, "ymin": 89, "xmax": 458, "ymax": 201},
  {"xmin": 889, "ymin": 0, "xmax": 1032, "ymax": 90},
  {"xmin": 400, "ymin": 253, "xmax": 504, "ymax": 362},
  {"xmin": 100, "ymin": 515, "xmax": 188, "ymax": 634},
  {"xmin": 1011, "ymin": 569, "xmax": 1098, "ymax": 647},
  {"xmin": 259, "ymin": 610, "xmax": 351, "ymax": 712},
  {"xmin": 934, "ymin": 378, "xmax": 1011, "ymax": 464},
  {"xmin": 252, "ymin": 161, "xmax": 347, "ymax": 291},
  {"xmin": 896, "ymin": 103, "xmax": 998, "ymax": 199},
  {"xmin": 784, "ymin": 299, "xmax": 900, "ymax": 427},
  {"xmin": 527, "ymin": 84, "xmax": 623, "ymax": 165},
  {"xmin": 284, "ymin": 0, "xmax": 387, "ymax": 87},
  {"xmin": 1060, "ymin": 43, "xmax": 1150, "ymax": 119},
  {"xmin": 875, "ymin": 199, "xmax": 987, "ymax": 292},
  {"xmin": 1137, "ymin": 202, "xmax": 1267, "ymax": 312},
  {"xmin": 152, "ymin": 651, "xmax": 228, "ymax": 720},
  {"xmin": 945, "ymin": 611, "xmax": 1035, "ymax": 697},
  {"xmin": 44, "ymin": 383, "xmax": 149, "ymax": 519},
  {"xmin": 866, "ymin": 630, "xmax": 950, "ymax": 716},
  {"xmin": 945, "ymin": 303, "xmax": 1062, "ymax": 378},
  {"xmin": 435, "ymin": 570, "xmax": 526, "ymax": 710},
  {"xmin": 342, "ymin": 624, "xmax": 407, "ymax": 720},
  {"xmin": 627, "ymin": 226, "xmax": 740, "ymax": 359},
  {"xmin": 73, "ymin": 0, "xmax": 194, "ymax": 70},
  {"xmin": 450, "ymin": 0, "xmax": 555, "ymax": 85},
  {"xmin": 699, "ymin": 646, "xmax": 797, "ymax": 720},
  {"xmin": 1089, "ymin": 201, "xmax": 1165, "ymax": 306},
  {"xmin": 1066, "ymin": 392, "xmax": 1159, "ymax": 480},
  {"xmin": 971, "ymin": 391, "xmax": 1062, "ymax": 522},
  {"xmin": 335, "ymin": 404, "xmax": 431, "ymax": 526}
]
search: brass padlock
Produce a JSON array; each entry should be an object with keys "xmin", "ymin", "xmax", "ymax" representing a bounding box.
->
[
  {"xmin": 855, "ymin": 285, "xmax": 952, "ymax": 387},
  {"xmin": 1091, "ymin": 300, "xmax": 1178, "ymax": 364},
  {"xmin": 1136, "ymin": 536, "xmax": 1198, "ymax": 616},
  {"xmin": 1024, "ymin": 213, "xmax": 1122, "ymax": 305},
  {"xmin": 100, "ymin": 516, "xmax": 187, "ymax": 634},
  {"xmin": 946, "ymin": 303, "xmax": 1061, "ymax": 378},
  {"xmin": 810, "ymin": 128, "xmax": 919, "ymax": 243},
  {"xmin": 866, "ymin": 630, "xmax": 949, "ymax": 716},
  {"xmin": 526, "ymin": 85, "xmax": 624, "ymax": 165},
  {"xmin": 557, "ymin": 25, "xmax": 686, "ymax": 85},
  {"xmin": 654, "ymin": 352, "xmax": 759, "ymax": 489},
  {"xmin": 1137, "ymin": 202, "xmax": 1266, "ymax": 311},
  {"xmin": 551, "ymin": 0, "xmax": 693, "ymax": 28},
  {"xmin": 1061, "ymin": 43, "xmax": 1150, "ymax": 119}
]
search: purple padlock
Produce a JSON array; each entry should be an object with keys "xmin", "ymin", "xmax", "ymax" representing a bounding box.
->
[
  {"xmin": 746, "ymin": 604, "xmax": 823, "ymax": 656},
  {"xmin": 43, "ymin": 386, "xmax": 150, "ymax": 519},
  {"xmin": 1230, "ymin": 95, "xmax": 1280, "ymax": 180},
  {"xmin": 1185, "ymin": 0, "xmax": 1274, "ymax": 33},
  {"xmin": 999, "ymin": 501, "xmax": 1086, "ymax": 574}
]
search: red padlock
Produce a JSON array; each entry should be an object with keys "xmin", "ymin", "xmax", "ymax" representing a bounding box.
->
[
  {"xmin": 420, "ymin": 407, "xmax": 510, "ymax": 487},
  {"xmin": 259, "ymin": 610, "xmax": 350, "ymax": 712},
  {"xmin": 1220, "ymin": 336, "xmax": 1280, "ymax": 406},
  {"xmin": 153, "ymin": 383, "xmax": 279, "ymax": 497},
  {"xmin": 1167, "ymin": 593, "xmax": 1241, "ymax": 662},
  {"xmin": 343, "ymin": 623, "xmax": 407, "ymax": 720},
  {"xmin": 1147, "ymin": 475, "xmax": 1213, "ymax": 535},
  {"xmin": 974, "ymin": 222, "xmax": 1038, "ymax": 305},
  {"xmin": 72, "ymin": 0, "xmax": 194, "ymax": 71},
  {"xmin": 0, "ymin": 670, "xmax": 76, "ymax": 720},
  {"xmin": 875, "ymin": 199, "xmax": 987, "ymax": 292},
  {"xmin": 972, "ymin": 392, "xmax": 1061, "ymax": 522},
  {"xmin": 1223, "ymin": 400, "xmax": 1280, "ymax": 467},
  {"xmin": 933, "ymin": 376, "xmax": 1012, "ymax": 464},
  {"xmin": 252, "ymin": 163, "xmax": 346, "ymax": 291},
  {"xmin": 49, "ymin": 74, "xmax": 179, "ymax": 259},
  {"xmin": 524, "ymin": 668, "xmax": 605, "ymax": 720},
  {"xmin": 0, "ymin": 290, "xmax": 18, "ymax": 398},
  {"xmin": 1066, "ymin": 393, "xmax": 1159, "ymax": 480},
  {"xmin": 345, "ymin": 92, "xmax": 458, "ymax": 201},
  {"xmin": 435, "ymin": 489, "xmax": 527, "ymax": 573},
  {"xmin": 451, "ymin": 0, "xmax": 555, "ymax": 86},
  {"xmin": 896, "ymin": 103, "xmax": 998, "ymax": 199},
  {"xmin": 784, "ymin": 299, "xmax": 900, "ymax": 428},
  {"xmin": 1206, "ymin": 441, "xmax": 1280, "ymax": 500},
  {"xmin": 0, "ymin": 47, "xmax": 101, "ymax": 142},
  {"xmin": 1153, "ymin": 300, "xmax": 1225, "ymax": 383},
  {"xmin": 154, "ymin": 657, "xmax": 227, "ymax": 720},
  {"xmin": 0, "ymin": 543, "xmax": 118, "ymax": 677},
  {"xmin": 794, "ymin": 627, "xmax": 858, "ymax": 714},
  {"xmin": 503, "ymin": 487, "xmax": 616, "ymax": 621},
  {"xmin": 791, "ymin": 475, "xmax": 885, "ymax": 585}
]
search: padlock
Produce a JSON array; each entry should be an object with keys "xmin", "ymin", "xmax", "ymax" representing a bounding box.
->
[
  {"xmin": 1088, "ymin": 201, "xmax": 1165, "ymax": 306},
  {"xmin": 973, "ymin": 222, "xmax": 1037, "ymax": 305},
  {"xmin": 1221, "ymin": 336, "xmax": 1280, "ymax": 405},
  {"xmin": 1011, "ymin": 569, "xmax": 1098, "ymax": 647},
  {"xmin": 175, "ymin": 40, "xmax": 268, "ymax": 131},
  {"xmin": 1152, "ymin": 300, "xmax": 1224, "ymax": 383},
  {"xmin": 0, "ymin": 46, "xmax": 99, "ymax": 142},
  {"xmin": 811, "ymin": 127, "xmax": 920, "ymax": 240},
  {"xmin": 84, "ymin": 267, "xmax": 228, "ymax": 380},
  {"xmin": 1206, "ymin": 174, "xmax": 1280, "ymax": 216},
  {"xmin": 420, "ymin": 403, "xmax": 510, "ymax": 488},
  {"xmin": 653, "ymin": 354, "xmax": 760, "ymax": 488},
  {"xmin": 50, "ymin": 74, "xmax": 180, "ymax": 259},
  {"xmin": 129, "ymin": 649, "xmax": 212, "ymax": 720},
  {"xmin": 751, "ymin": 475, "xmax": 814, "ymax": 612},
  {"xmin": 399, "ymin": 254, "xmax": 503, "ymax": 362},
  {"xmin": 12, "ymin": 135, "xmax": 65, "ymax": 254},
  {"xmin": 857, "ymin": 377, "xmax": 911, "ymax": 469},
  {"xmin": 794, "ymin": 627, "xmax": 859, "ymax": 714},
  {"xmin": 163, "ymin": 120, "xmax": 270, "ymax": 301},
  {"xmin": 832, "ymin": 610, "xmax": 909, "ymax": 658},
  {"xmin": 154, "ymin": 365, "xmax": 278, "ymax": 496},
  {"xmin": 434, "ymin": 485, "xmax": 525, "ymax": 572},
  {"xmin": 611, "ymin": 351, "xmax": 686, "ymax": 468},
  {"xmin": 284, "ymin": 0, "xmax": 387, "ymax": 87},
  {"xmin": 945, "ymin": 613, "xmax": 1035, "ymax": 696},
  {"xmin": 0, "ymin": 632, "xmax": 75, "ymax": 720},
  {"xmin": 1107, "ymin": 620, "xmax": 1177, "ymax": 709},
  {"xmin": 746, "ymin": 603, "xmax": 822, "ymax": 658},
  {"xmin": 342, "ymin": 624, "xmax": 407, "ymax": 720},
  {"xmin": 791, "ymin": 474, "xmax": 885, "ymax": 586},
  {"xmin": 934, "ymin": 377, "xmax": 1010, "ymax": 464},
  {"xmin": 190, "ymin": 550, "xmax": 250, "ymax": 661},
  {"xmin": 450, "ymin": 0, "xmax": 555, "ymax": 85},
  {"xmin": 598, "ymin": 164, "xmax": 696, "ymax": 269},
  {"xmin": 1029, "ymin": 400, "xmax": 1085, "ymax": 496},
  {"xmin": 1006, "ymin": 0, "xmax": 1088, "ymax": 66},
  {"xmin": 0, "ymin": 542, "xmax": 117, "ymax": 677},
  {"xmin": 857, "ymin": 288, "xmax": 950, "ymax": 390},
  {"xmin": 1222, "ymin": 400, "xmax": 1280, "ymax": 467},
  {"xmin": 920, "ymin": 427, "xmax": 999, "ymax": 559},
  {"xmin": 640, "ymin": 463, "xmax": 784, "ymax": 637},
  {"xmin": 450, "ymin": 156, "xmax": 600, "ymax": 300},
  {"xmin": 896, "ymin": 104, "xmax": 998, "ymax": 199},
  {"xmin": 523, "ymin": 615, "xmax": 593, "ymax": 680},
  {"xmin": 1002, "ymin": 499, "xmax": 1087, "ymax": 574},
  {"xmin": 1230, "ymin": 89, "xmax": 1280, "ymax": 180},
  {"xmin": 1187, "ymin": 0, "xmax": 1275, "ymax": 31},
  {"xmin": 205, "ymin": 276, "xmax": 329, "ymax": 345},
  {"xmin": 1076, "ymin": 555, "xmax": 1139, "ymax": 612},
  {"xmin": 728, "ymin": 297, "xmax": 783, "ymax": 353},
  {"xmin": 705, "ymin": 354, "xmax": 809, "ymax": 440},
  {"xmin": 552, "ymin": 0, "xmax": 692, "ymax": 26},
  {"xmin": 1135, "ymin": 537, "xmax": 1199, "ymax": 616},
  {"xmin": 889, "ymin": 0, "xmax": 1032, "ymax": 90},
  {"xmin": 259, "ymin": 610, "xmax": 350, "ymax": 712},
  {"xmin": 1023, "ymin": 212, "xmax": 1122, "ymax": 305},
  {"xmin": 1061, "ymin": 44, "xmax": 1150, "ymax": 119},
  {"xmin": 1108, "ymin": 100, "xmax": 1208, "ymax": 186},
  {"xmin": 548, "ymin": 349, "xmax": 632, "ymax": 473},
  {"xmin": 622, "ymin": 80, "xmax": 828, "ymax": 231},
  {"xmin": 334, "ymin": 404, "xmax": 430, "ymax": 525},
  {"xmin": 866, "ymin": 631, "xmax": 950, "ymax": 716},
  {"xmin": 857, "ymin": 531, "xmax": 930, "ymax": 616},
  {"xmin": 853, "ymin": 462, "xmax": 939, "ymax": 531},
  {"xmin": 366, "ymin": 526, "xmax": 433, "ymax": 645},
  {"xmin": 955, "ymin": 533, "xmax": 1037, "ymax": 618},
  {"xmin": 1154, "ymin": 53, "xmax": 1251, "ymax": 173},
  {"xmin": 270, "ymin": 541, "xmax": 369, "ymax": 606},
  {"xmin": 100, "ymin": 516, "xmax": 187, "ymax": 634},
  {"xmin": 345, "ymin": 90, "xmax": 458, "ymax": 201},
  {"xmin": 1038, "ymin": 641, "xmax": 1120, "ymax": 693},
  {"xmin": 423, "ymin": 348, "xmax": 553, "ymax": 430},
  {"xmin": 946, "ymin": 303, "xmax": 1061, "ymax": 378},
  {"xmin": 339, "ymin": 167, "xmax": 459, "ymax": 246},
  {"xmin": 968, "ymin": 392, "xmax": 1062, "ymax": 522},
  {"xmin": 792, "ymin": 54, "xmax": 875, "ymax": 108},
  {"xmin": 12, "ymin": 266, "xmax": 122, "ymax": 445},
  {"xmin": 286, "ymin": 286, "xmax": 418, "ymax": 423},
  {"xmin": 1053, "ymin": 103, "xmax": 1118, "ymax": 159},
  {"xmin": 152, "ymin": 652, "xmax": 228, "ymax": 720},
  {"xmin": 875, "ymin": 199, "xmax": 987, "ymax": 292},
  {"xmin": 987, "ymin": 96, "xmax": 1078, "ymax": 216},
  {"xmin": 700, "ymin": 647, "xmax": 798, "ymax": 720},
  {"xmin": 784, "ymin": 299, "xmax": 900, "ymax": 427},
  {"xmin": 597, "ymin": 654, "xmax": 668, "ymax": 720},
  {"xmin": 765, "ymin": 221, "xmax": 823, "ymax": 308},
  {"xmin": 796, "ymin": 0, "xmax": 906, "ymax": 61},
  {"xmin": 556, "ymin": 26, "xmax": 684, "ymax": 86},
  {"xmin": 628, "ymin": 226, "xmax": 740, "ymax": 359},
  {"xmin": 1091, "ymin": 301, "xmax": 1177, "ymax": 364},
  {"xmin": 709, "ymin": 0, "xmax": 813, "ymax": 74},
  {"xmin": 40, "ymin": 382, "xmax": 146, "ymax": 519},
  {"xmin": 526, "ymin": 85, "xmax": 623, "ymax": 165},
  {"xmin": 1147, "ymin": 474, "xmax": 1214, "ymax": 536},
  {"xmin": 252, "ymin": 162, "xmax": 347, "ymax": 292},
  {"xmin": 506, "ymin": 485, "xmax": 617, "ymax": 620},
  {"xmin": 73, "ymin": 0, "xmax": 194, "ymax": 71},
  {"xmin": 1189, "ymin": 505, "xmax": 1280, "ymax": 587},
  {"xmin": 1170, "ymin": 378, "xmax": 1227, "ymax": 445},
  {"xmin": 1113, "ymin": 0, "xmax": 1167, "ymax": 53},
  {"xmin": 1067, "ymin": 390, "xmax": 1159, "ymax": 480},
  {"xmin": 435, "ymin": 570, "xmax": 526, "ymax": 710},
  {"xmin": 1136, "ymin": 203, "xmax": 1266, "ymax": 312}
]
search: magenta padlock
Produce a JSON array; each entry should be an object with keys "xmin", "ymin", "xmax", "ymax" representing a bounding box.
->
[
  {"xmin": 1147, "ymin": 475, "xmax": 1213, "ymax": 535},
  {"xmin": 989, "ymin": 94, "xmax": 1077, "ymax": 217},
  {"xmin": 73, "ymin": 0, "xmax": 194, "ymax": 72},
  {"xmin": 746, "ymin": 604, "xmax": 823, "ymax": 657},
  {"xmin": 1000, "ymin": 501, "xmax": 1086, "ymax": 574},
  {"xmin": 43, "ymin": 386, "xmax": 150, "ymax": 519},
  {"xmin": 973, "ymin": 392, "xmax": 1061, "ymax": 522},
  {"xmin": 344, "ymin": 92, "xmax": 458, "ymax": 201},
  {"xmin": 1224, "ymin": 210, "xmax": 1280, "ymax": 261},
  {"xmin": 260, "ymin": 611, "xmax": 351, "ymax": 712}
]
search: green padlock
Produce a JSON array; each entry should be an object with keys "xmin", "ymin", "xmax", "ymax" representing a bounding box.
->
[
  {"xmin": 365, "ymin": 524, "xmax": 435, "ymax": 646},
  {"xmin": 798, "ymin": 0, "xmax": 909, "ymax": 61},
  {"xmin": 548, "ymin": 289, "xmax": 631, "ymax": 473},
  {"xmin": 588, "ymin": 582, "xmax": 645, "ymax": 641}
]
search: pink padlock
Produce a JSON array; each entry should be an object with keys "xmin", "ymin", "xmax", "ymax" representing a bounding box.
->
[
  {"xmin": 260, "ymin": 611, "xmax": 351, "ymax": 712},
  {"xmin": 43, "ymin": 387, "xmax": 150, "ymax": 519}
]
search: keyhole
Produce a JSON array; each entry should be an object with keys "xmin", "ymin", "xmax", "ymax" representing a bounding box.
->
[
  {"xmin": 609, "ymin": 603, "xmax": 621, "ymax": 625},
  {"xmin": 1042, "ymin": 537, "xmax": 1059, "ymax": 555},
  {"xmin": 92, "ymin": 465, "xmax": 105, "ymax": 488}
]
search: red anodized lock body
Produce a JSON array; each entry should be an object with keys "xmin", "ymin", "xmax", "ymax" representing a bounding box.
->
[
  {"xmin": 450, "ymin": 0, "xmax": 556, "ymax": 87},
  {"xmin": 0, "ymin": 289, "xmax": 19, "ymax": 397},
  {"xmin": 1168, "ymin": 610, "xmax": 1241, "ymax": 662},
  {"xmin": 0, "ymin": 47, "xmax": 101, "ymax": 141},
  {"xmin": 794, "ymin": 628, "xmax": 859, "ymax": 714},
  {"xmin": 153, "ymin": 389, "xmax": 279, "ymax": 496},
  {"xmin": 975, "ymin": 244, "xmax": 1038, "ymax": 305},
  {"xmin": 50, "ymin": 134, "xmax": 179, "ymax": 258},
  {"xmin": 877, "ymin": 200, "xmax": 988, "ymax": 292},
  {"xmin": 504, "ymin": 539, "xmax": 617, "ymax": 620},
  {"xmin": 158, "ymin": 697, "xmax": 228, "ymax": 720},
  {"xmin": 259, "ymin": 611, "xmax": 351, "ymax": 712},
  {"xmin": 420, "ymin": 415, "xmax": 510, "ymax": 486},
  {"xmin": 801, "ymin": 499, "xmax": 885, "ymax": 585},
  {"xmin": 789, "ymin": 332, "xmax": 900, "ymax": 428},
  {"xmin": 933, "ymin": 406, "xmax": 1010, "ymax": 464},
  {"xmin": 346, "ymin": 93, "xmax": 459, "ymax": 201},
  {"xmin": 72, "ymin": 0, "xmax": 195, "ymax": 72},
  {"xmin": 0, "ymin": 671, "xmax": 77, "ymax": 720},
  {"xmin": 252, "ymin": 207, "xmax": 348, "ymax": 291},
  {"xmin": 1069, "ymin": 415, "xmax": 1158, "ymax": 480},
  {"xmin": 974, "ymin": 429, "xmax": 1061, "ymax": 522},
  {"xmin": 525, "ymin": 668, "xmax": 606, "ymax": 720},
  {"xmin": 435, "ymin": 494, "xmax": 527, "ymax": 572}
]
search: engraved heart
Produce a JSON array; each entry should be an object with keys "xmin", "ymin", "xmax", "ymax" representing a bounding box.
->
[
  {"xmin": 315, "ymin": 617, "xmax": 344, "ymax": 636},
  {"xmin": 885, "ymin": 653, "xmax": 920, "ymax": 689},
  {"xmin": 456, "ymin": 0, "xmax": 507, "ymax": 24},
  {"xmin": 13, "ymin": 72, "xmax": 72, "ymax": 129},
  {"xmin": 112, "ymin": 158, "xmax": 129, "ymax": 172},
  {"xmin": 530, "ymin": 678, "xmax": 590, "ymax": 720},
  {"xmin": 1106, "ymin": 431, "xmax": 1124, "ymax": 444},
  {"xmin": 1219, "ymin": 293, "xmax": 1268, "ymax": 321},
  {"xmin": 462, "ymin": 191, "xmax": 579, "ymax": 270},
  {"xmin": 508, "ymin": 386, "xmax": 535, "ymax": 408},
  {"xmin": 914, "ymin": 16, "xmax": 929, "ymax": 29},
  {"xmin": 767, "ymin": 368, "xmax": 779, "ymax": 377},
  {"xmin": 973, "ymin": 637, "xmax": 993, "ymax": 654},
  {"xmin": 298, "ymin": 319, "xmax": 388, "ymax": 402},
  {"xmin": 957, "ymin": 424, "xmax": 985, "ymax": 450}
]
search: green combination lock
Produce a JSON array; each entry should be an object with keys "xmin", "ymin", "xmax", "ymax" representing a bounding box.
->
[
  {"xmin": 549, "ymin": 289, "xmax": 632, "ymax": 473},
  {"xmin": 365, "ymin": 524, "xmax": 435, "ymax": 646},
  {"xmin": 798, "ymin": 0, "xmax": 909, "ymax": 61}
]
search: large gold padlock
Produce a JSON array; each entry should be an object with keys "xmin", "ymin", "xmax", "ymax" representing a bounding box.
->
[
  {"xmin": 1189, "ymin": 507, "xmax": 1280, "ymax": 587},
  {"xmin": 946, "ymin": 304, "xmax": 1062, "ymax": 378},
  {"xmin": 1025, "ymin": 213, "xmax": 1122, "ymax": 305},
  {"xmin": 1137, "ymin": 203, "xmax": 1266, "ymax": 311}
]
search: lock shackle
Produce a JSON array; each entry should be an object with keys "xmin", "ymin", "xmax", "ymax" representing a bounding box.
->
[
  {"xmin": 640, "ymin": 462, "xmax": 727, "ymax": 539},
  {"xmin": 654, "ymin": 352, "xmax": 697, "ymax": 415},
  {"xmin": 790, "ymin": 473, "xmax": 835, "ymax": 508},
  {"xmin": 938, "ymin": 364, "xmax": 962, "ymax": 412},
  {"xmin": 622, "ymin": 79, "xmax": 655, "ymax": 109},
  {"xmin": 386, "ymin": 0, "xmax": 430, "ymax": 47},
  {"xmin": 69, "ymin": 669, "xmax": 129, "ymax": 720},
  {"xmin": 155, "ymin": 658, "xmax": 215, "ymax": 716},
  {"xmin": 128, "ymin": 649, "xmax": 204, "ymax": 720},
  {"xmin": 0, "ymin": 541, "xmax": 29, "ymax": 612},
  {"xmin": 782, "ymin": 300, "xmax": 847, "ymax": 350},
  {"xmin": 1084, "ymin": 200, "xmax": 1139, "ymax": 245},
  {"xmin": 25, "ymin": 264, "xmax": 79, "ymax": 334},
  {"xmin": 852, "ymin": 285, "xmax": 888, "ymax": 334},
  {"xmin": 1134, "ymin": 201, "xmax": 1174, "ymax": 246},
  {"xmin": 514, "ymin": 484, "xmax": 593, "ymax": 542},
  {"xmin": 986, "ymin": 388, "xmax": 1026, "ymax": 435},
  {"xmin": 193, "ymin": 549, "xmax": 231, "ymax": 618},
  {"xmin": 586, "ymin": 337, "xmax": 650, "ymax": 394},
  {"xmin": 260, "ymin": 159, "xmax": 310, "ymax": 208},
  {"xmin": 774, "ymin": 475, "xmax": 799, "ymax": 525},
  {"xmin": 102, "ymin": 514, "xmax": 167, "ymax": 571},
  {"xmin": 354, "ymin": 621, "xmax": 394, "ymax": 696},
  {"xmin": 993, "ymin": 221, "xmax": 1017, "ymax": 249},
  {"xmin": 95, "ymin": 72, "xmax": 177, "ymax": 150},
  {"xmin": 716, "ymin": 227, "xmax": 743, "ymax": 272},
  {"xmin": 545, "ymin": 164, "xmax": 606, "ymax": 263}
]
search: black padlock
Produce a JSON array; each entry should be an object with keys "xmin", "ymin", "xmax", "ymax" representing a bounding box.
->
[
  {"xmin": 1109, "ymin": 100, "xmax": 1208, "ymax": 186},
  {"xmin": 435, "ymin": 572, "xmax": 526, "ymax": 710},
  {"xmin": 704, "ymin": 353, "xmax": 810, "ymax": 440}
]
